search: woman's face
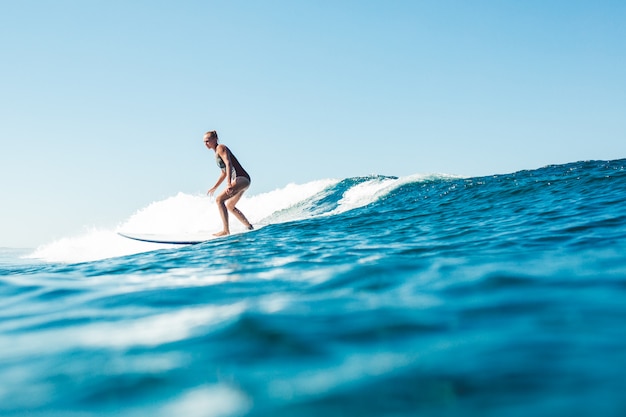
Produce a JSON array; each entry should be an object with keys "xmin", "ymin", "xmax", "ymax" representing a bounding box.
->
[{"xmin": 204, "ymin": 134, "xmax": 216, "ymax": 148}]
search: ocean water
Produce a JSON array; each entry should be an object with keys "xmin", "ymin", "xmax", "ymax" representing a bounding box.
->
[{"xmin": 2, "ymin": 159, "xmax": 626, "ymax": 417}]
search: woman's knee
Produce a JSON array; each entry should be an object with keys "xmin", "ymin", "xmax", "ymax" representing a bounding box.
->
[{"xmin": 226, "ymin": 201, "xmax": 238, "ymax": 211}]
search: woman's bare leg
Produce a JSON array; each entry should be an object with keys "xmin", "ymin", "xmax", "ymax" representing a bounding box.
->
[
  {"xmin": 214, "ymin": 177, "xmax": 251, "ymax": 236},
  {"xmin": 214, "ymin": 195, "xmax": 230, "ymax": 236},
  {"xmin": 227, "ymin": 196, "xmax": 253, "ymax": 229}
]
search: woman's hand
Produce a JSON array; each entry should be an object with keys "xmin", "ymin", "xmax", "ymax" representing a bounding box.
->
[{"xmin": 225, "ymin": 178, "xmax": 237, "ymax": 195}]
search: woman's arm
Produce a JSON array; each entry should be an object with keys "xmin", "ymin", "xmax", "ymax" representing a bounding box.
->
[
  {"xmin": 216, "ymin": 145, "xmax": 234, "ymax": 186},
  {"xmin": 208, "ymin": 169, "xmax": 227, "ymax": 196}
]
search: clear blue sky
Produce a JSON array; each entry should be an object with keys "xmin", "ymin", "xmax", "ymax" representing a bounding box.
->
[{"xmin": 1, "ymin": 0, "xmax": 625, "ymax": 248}]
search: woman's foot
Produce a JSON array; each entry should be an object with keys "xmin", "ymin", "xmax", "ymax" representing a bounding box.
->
[{"xmin": 213, "ymin": 230, "xmax": 229, "ymax": 237}]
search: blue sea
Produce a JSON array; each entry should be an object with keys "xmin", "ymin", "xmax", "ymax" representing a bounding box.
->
[{"xmin": 2, "ymin": 159, "xmax": 626, "ymax": 417}]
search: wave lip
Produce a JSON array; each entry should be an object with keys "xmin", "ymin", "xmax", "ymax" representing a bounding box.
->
[
  {"xmin": 27, "ymin": 172, "xmax": 463, "ymax": 264},
  {"xmin": 27, "ymin": 178, "xmax": 341, "ymax": 263}
]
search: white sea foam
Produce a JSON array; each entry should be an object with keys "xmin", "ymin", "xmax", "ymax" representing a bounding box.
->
[
  {"xmin": 27, "ymin": 176, "xmax": 449, "ymax": 263},
  {"xmin": 332, "ymin": 176, "xmax": 398, "ymax": 214},
  {"xmin": 331, "ymin": 173, "xmax": 452, "ymax": 215},
  {"xmin": 28, "ymin": 179, "xmax": 338, "ymax": 263}
]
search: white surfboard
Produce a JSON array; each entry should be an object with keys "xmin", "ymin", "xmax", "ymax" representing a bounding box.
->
[{"xmin": 118, "ymin": 232, "xmax": 216, "ymax": 245}]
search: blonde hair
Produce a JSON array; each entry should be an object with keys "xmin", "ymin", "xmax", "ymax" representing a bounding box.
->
[{"xmin": 205, "ymin": 130, "xmax": 218, "ymax": 141}]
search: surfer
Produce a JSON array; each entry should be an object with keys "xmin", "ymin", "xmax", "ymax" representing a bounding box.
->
[{"xmin": 204, "ymin": 130, "xmax": 254, "ymax": 236}]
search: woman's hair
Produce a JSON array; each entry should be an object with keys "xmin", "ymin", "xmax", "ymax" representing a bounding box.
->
[{"xmin": 205, "ymin": 130, "xmax": 218, "ymax": 141}]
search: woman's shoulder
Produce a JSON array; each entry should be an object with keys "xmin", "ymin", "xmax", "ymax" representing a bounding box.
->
[{"xmin": 216, "ymin": 143, "xmax": 230, "ymax": 152}]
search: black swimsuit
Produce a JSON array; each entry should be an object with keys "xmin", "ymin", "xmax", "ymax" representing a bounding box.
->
[{"xmin": 216, "ymin": 148, "xmax": 250, "ymax": 181}]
